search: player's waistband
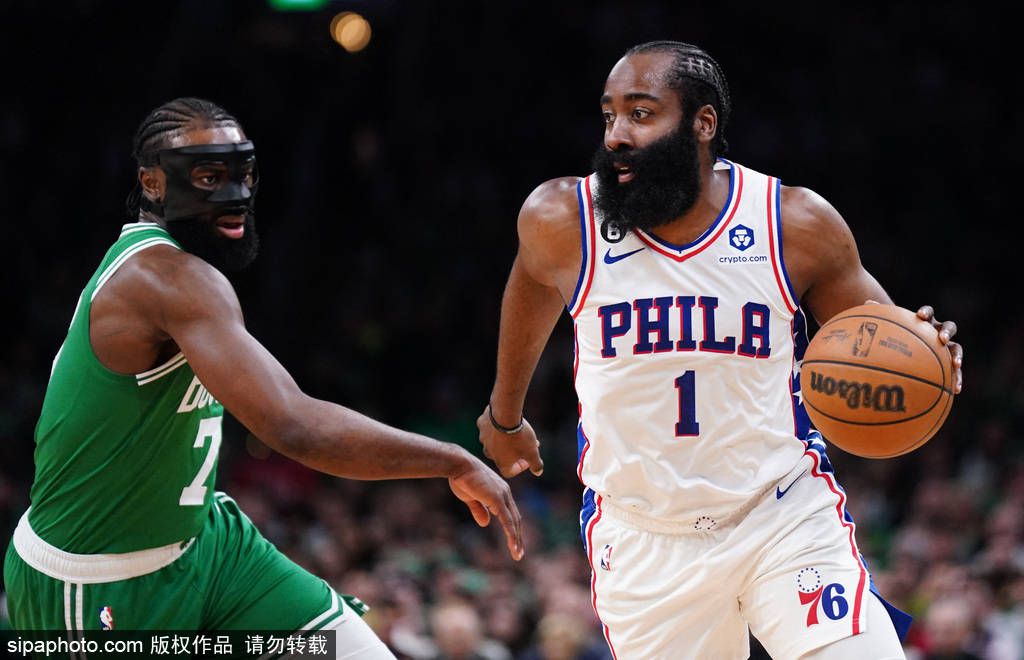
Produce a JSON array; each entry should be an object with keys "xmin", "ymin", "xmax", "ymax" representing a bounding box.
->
[
  {"xmin": 12, "ymin": 508, "xmax": 195, "ymax": 584},
  {"xmin": 598, "ymin": 478, "xmax": 776, "ymax": 535}
]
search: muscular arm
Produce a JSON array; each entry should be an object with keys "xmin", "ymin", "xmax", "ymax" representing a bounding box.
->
[
  {"xmin": 101, "ymin": 246, "xmax": 523, "ymax": 558},
  {"xmin": 128, "ymin": 250, "xmax": 465, "ymax": 479},
  {"xmin": 480, "ymin": 177, "xmax": 581, "ymax": 477},
  {"xmin": 779, "ymin": 186, "xmax": 892, "ymax": 324},
  {"xmin": 781, "ymin": 186, "xmax": 964, "ymax": 391},
  {"xmin": 489, "ymin": 177, "xmax": 582, "ymax": 423}
]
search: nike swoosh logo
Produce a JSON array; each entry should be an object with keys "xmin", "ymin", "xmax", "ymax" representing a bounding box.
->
[
  {"xmin": 603, "ymin": 247, "xmax": 645, "ymax": 264},
  {"xmin": 776, "ymin": 470, "xmax": 807, "ymax": 500}
]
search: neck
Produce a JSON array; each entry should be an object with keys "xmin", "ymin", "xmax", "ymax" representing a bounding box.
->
[{"xmin": 138, "ymin": 210, "xmax": 167, "ymax": 227}]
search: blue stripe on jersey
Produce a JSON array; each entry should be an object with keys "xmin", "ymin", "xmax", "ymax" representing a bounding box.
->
[
  {"xmin": 773, "ymin": 178, "xmax": 800, "ymax": 305},
  {"xmin": 566, "ymin": 180, "xmax": 589, "ymax": 311},
  {"xmin": 579, "ymin": 486, "xmax": 597, "ymax": 551},
  {"xmin": 791, "ymin": 307, "xmax": 821, "ymax": 443}
]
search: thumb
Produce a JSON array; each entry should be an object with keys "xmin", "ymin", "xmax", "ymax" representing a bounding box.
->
[{"xmin": 529, "ymin": 452, "xmax": 544, "ymax": 477}]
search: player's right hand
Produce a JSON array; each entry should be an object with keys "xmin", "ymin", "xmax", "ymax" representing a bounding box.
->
[
  {"xmin": 476, "ymin": 405, "xmax": 544, "ymax": 479},
  {"xmin": 448, "ymin": 456, "xmax": 524, "ymax": 561}
]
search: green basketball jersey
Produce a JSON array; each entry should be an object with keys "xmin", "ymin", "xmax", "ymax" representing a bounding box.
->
[{"xmin": 28, "ymin": 223, "xmax": 224, "ymax": 554}]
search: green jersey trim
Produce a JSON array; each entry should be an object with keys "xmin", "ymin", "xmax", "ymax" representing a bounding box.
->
[
  {"xmin": 91, "ymin": 236, "xmax": 178, "ymax": 301},
  {"xmin": 136, "ymin": 352, "xmax": 188, "ymax": 386}
]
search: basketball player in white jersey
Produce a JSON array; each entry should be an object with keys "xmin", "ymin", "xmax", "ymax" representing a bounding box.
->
[{"xmin": 478, "ymin": 42, "xmax": 964, "ymax": 659}]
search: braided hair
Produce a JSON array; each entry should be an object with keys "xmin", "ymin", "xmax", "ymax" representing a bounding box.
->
[
  {"xmin": 125, "ymin": 97, "xmax": 241, "ymax": 219},
  {"xmin": 625, "ymin": 41, "xmax": 731, "ymax": 157}
]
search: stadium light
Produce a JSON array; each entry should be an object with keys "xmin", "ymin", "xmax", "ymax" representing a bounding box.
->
[{"xmin": 330, "ymin": 12, "xmax": 372, "ymax": 52}]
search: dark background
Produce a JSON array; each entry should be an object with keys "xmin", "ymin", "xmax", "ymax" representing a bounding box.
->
[{"xmin": 1, "ymin": 1, "xmax": 1020, "ymax": 658}]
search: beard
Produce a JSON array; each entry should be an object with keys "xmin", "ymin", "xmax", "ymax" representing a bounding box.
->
[
  {"xmin": 591, "ymin": 124, "xmax": 702, "ymax": 233},
  {"xmin": 165, "ymin": 211, "xmax": 260, "ymax": 273}
]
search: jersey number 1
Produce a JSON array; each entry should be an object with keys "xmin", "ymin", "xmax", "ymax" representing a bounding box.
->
[
  {"xmin": 180, "ymin": 416, "xmax": 222, "ymax": 506},
  {"xmin": 674, "ymin": 371, "xmax": 700, "ymax": 436}
]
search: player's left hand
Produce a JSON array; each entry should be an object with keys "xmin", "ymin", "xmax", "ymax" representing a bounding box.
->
[{"xmin": 916, "ymin": 305, "xmax": 963, "ymax": 394}]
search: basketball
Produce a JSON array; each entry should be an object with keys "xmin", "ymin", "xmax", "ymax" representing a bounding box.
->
[{"xmin": 801, "ymin": 304, "xmax": 954, "ymax": 458}]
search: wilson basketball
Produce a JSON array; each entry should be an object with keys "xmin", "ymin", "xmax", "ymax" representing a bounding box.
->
[{"xmin": 802, "ymin": 304, "xmax": 954, "ymax": 458}]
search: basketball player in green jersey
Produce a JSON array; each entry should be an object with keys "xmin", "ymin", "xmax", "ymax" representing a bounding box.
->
[{"xmin": 3, "ymin": 98, "xmax": 522, "ymax": 657}]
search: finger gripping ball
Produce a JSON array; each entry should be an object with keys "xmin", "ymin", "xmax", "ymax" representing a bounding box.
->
[{"xmin": 801, "ymin": 304, "xmax": 955, "ymax": 458}]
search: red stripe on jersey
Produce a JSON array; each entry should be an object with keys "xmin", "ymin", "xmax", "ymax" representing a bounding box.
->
[
  {"xmin": 766, "ymin": 177, "xmax": 797, "ymax": 314},
  {"xmin": 805, "ymin": 449, "xmax": 868, "ymax": 635},
  {"xmin": 585, "ymin": 495, "xmax": 619, "ymax": 659}
]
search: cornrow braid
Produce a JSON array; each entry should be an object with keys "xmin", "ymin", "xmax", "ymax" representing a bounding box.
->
[
  {"xmin": 126, "ymin": 97, "xmax": 241, "ymax": 219},
  {"xmin": 626, "ymin": 41, "xmax": 731, "ymax": 157}
]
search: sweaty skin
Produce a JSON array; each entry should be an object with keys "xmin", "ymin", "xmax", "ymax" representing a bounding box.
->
[
  {"xmin": 479, "ymin": 51, "xmax": 963, "ymax": 479},
  {"xmin": 91, "ymin": 126, "xmax": 524, "ymax": 560}
]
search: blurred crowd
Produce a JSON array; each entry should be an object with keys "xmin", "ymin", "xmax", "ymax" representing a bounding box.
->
[{"xmin": 1, "ymin": 1, "xmax": 1020, "ymax": 658}]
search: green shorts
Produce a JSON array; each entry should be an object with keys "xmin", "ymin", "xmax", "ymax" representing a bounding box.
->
[{"xmin": 3, "ymin": 492, "xmax": 365, "ymax": 632}]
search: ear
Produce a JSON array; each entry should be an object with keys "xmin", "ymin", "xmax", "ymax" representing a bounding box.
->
[
  {"xmin": 693, "ymin": 104, "xmax": 718, "ymax": 145},
  {"xmin": 139, "ymin": 166, "xmax": 164, "ymax": 202}
]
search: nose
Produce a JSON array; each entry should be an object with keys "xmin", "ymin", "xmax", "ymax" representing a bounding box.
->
[{"xmin": 604, "ymin": 116, "xmax": 634, "ymax": 152}]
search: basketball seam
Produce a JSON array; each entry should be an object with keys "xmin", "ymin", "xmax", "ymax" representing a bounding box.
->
[
  {"xmin": 818, "ymin": 312, "xmax": 950, "ymax": 389},
  {"xmin": 903, "ymin": 382, "xmax": 955, "ymax": 453},
  {"xmin": 802, "ymin": 359, "xmax": 953, "ymax": 395},
  {"xmin": 802, "ymin": 392, "xmax": 942, "ymax": 427}
]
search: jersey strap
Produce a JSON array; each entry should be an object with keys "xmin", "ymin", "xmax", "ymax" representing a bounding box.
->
[
  {"xmin": 568, "ymin": 176, "xmax": 597, "ymax": 318},
  {"xmin": 90, "ymin": 224, "xmax": 179, "ymax": 302}
]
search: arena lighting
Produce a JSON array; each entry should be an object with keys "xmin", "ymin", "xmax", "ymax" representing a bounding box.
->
[{"xmin": 330, "ymin": 11, "xmax": 372, "ymax": 52}]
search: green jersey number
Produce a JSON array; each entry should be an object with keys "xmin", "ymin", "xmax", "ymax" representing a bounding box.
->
[{"xmin": 179, "ymin": 416, "xmax": 222, "ymax": 506}]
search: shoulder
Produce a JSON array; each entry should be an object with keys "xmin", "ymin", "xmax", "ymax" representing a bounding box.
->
[
  {"xmin": 114, "ymin": 244, "xmax": 242, "ymax": 321},
  {"xmin": 778, "ymin": 185, "xmax": 861, "ymax": 298},
  {"xmin": 780, "ymin": 185, "xmax": 846, "ymax": 235},
  {"xmin": 516, "ymin": 177, "xmax": 584, "ymax": 283},
  {"xmin": 518, "ymin": 176, "xmax": 583, "ymax": 236}
]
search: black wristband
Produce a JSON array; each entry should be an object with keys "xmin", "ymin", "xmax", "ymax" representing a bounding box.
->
[{"xmin": 488, "ymin": 405, "xmax": 524, "ymax": 434}]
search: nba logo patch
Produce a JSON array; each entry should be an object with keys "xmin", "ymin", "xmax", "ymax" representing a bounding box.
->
[
  {"xmin": 729, "ymin": 224, "xmax": 754, "ymax": 251},
  {"xmin": 600, "ymin": 544, "xmax": 613, "ymax": 571},
  {"xmin": 99, "ymin": 606, "xmax": 115, "ymax": 630}
]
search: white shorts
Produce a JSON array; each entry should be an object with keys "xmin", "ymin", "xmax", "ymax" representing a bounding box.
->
[{"xmin": 580, "ymin": 446, "xmax": 906, "ymax": 659}]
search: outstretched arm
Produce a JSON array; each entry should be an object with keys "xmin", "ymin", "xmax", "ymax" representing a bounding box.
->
[
  {"xmin": 120, "ymin": 248, "xmax": 524, "ymax": 559},
  {"xmin": 478, "ymin": 177, "xmax": 583, "ymax": 478}
]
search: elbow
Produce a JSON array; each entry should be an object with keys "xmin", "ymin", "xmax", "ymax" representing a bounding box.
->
[{"xmin": 258, "ymin": 407, "xmax": 323, "ymax": 462}]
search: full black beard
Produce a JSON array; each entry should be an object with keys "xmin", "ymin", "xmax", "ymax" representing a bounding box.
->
[
  {"xmin": 165, "ymin": 212, "xmax": 260, "ymax": 273},
  {"xmin": 592, "ymin": 125, "xmax": 702, "ymax": 233}
]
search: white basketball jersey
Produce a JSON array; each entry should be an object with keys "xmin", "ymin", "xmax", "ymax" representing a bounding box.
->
[{"xmin": 569, "ymin": 158, "xmax": 818, "ymax": 523}]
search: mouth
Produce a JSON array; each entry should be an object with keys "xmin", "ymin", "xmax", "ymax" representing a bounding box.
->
[
  {"xmin": 215, "ymin": 213, "xmax": 246, "ymax": 239},
  {"xmin": 613, "ymin": 162, "xmax": 634, "ymax": 184}
]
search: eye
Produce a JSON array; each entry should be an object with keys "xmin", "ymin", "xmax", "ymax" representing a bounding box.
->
[
  {"xmin": 631, "ymin": 108, "xmax": 651, "ymax": 120},
  {"xmin": 200, "ymin": 174, "xmax": 219, "ymax": 186},
  {"xmin": 602, "ymin": 111, "xmax": 614, "ymax": 125}
]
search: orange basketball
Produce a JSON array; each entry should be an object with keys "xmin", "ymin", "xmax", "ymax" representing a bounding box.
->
[{"xmin": 801, "ymin": 304, "xmax": 954, "ymax": 458}]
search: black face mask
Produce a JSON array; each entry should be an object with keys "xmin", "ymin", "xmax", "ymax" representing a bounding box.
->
[
  {"xmin": 141, "ymin": 142, "xmax": 261, "ymax": 273},
  {"xmin": 141, "ymin": 141, "xmax": 259, "ymax": 223}
]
